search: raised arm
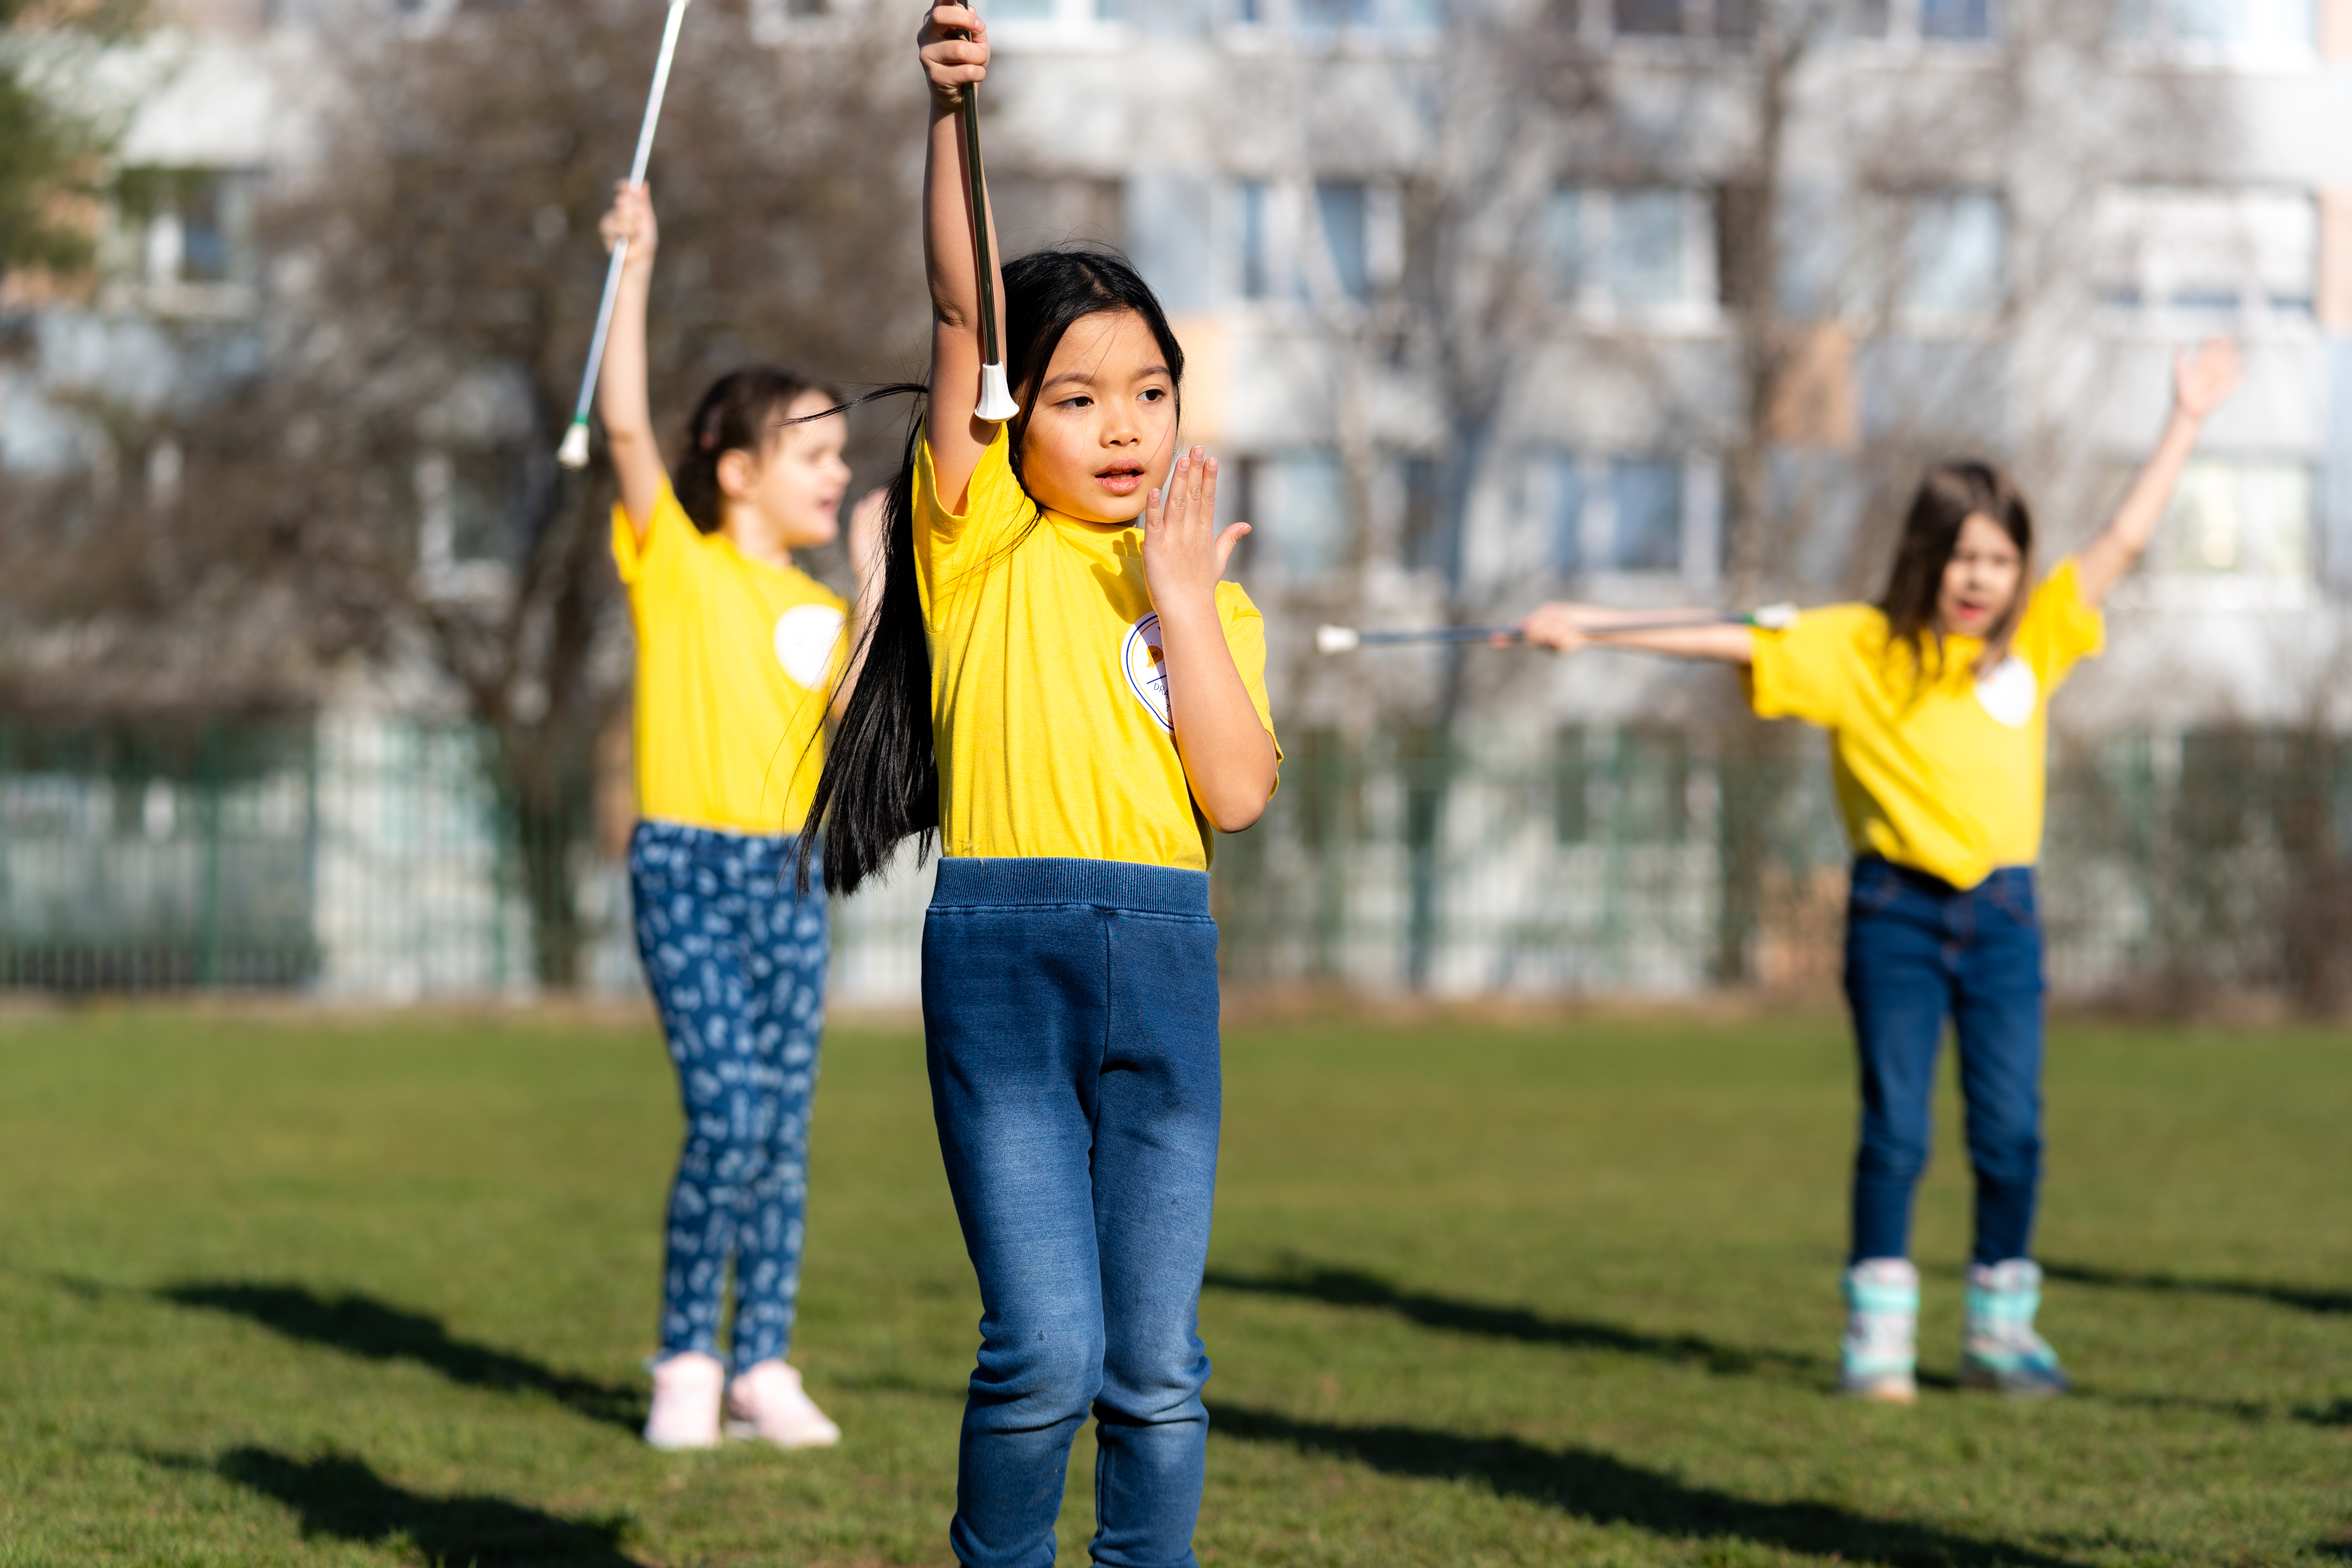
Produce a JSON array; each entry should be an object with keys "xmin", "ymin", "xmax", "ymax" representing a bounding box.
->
[
  {"xmin": 596, "ymin": 182, "xmax": 668, "ymax": 541},
  {"xmin": 1519, "ymin": 604, "xmax": 1755, "ymax": 665},
  {"xmin": 917, "ymin": 0, "xmax": 1007, "ymax": 510},
  {"xmin": 2074, "ymin": 338, "xmax": 2244, "ymax": 608}
]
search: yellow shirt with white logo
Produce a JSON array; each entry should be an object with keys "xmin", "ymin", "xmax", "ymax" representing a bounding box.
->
[
  {"xmin": 913, "ymin": 426, "xmax": 1279, "ymax": 870},
  {"xmin": 1747, "ymin": 559, "xmax": 2104, "ymax": 889},
  {"xmin": 613, "ymin": 483, "xmax": 845, "ymax": 835}
]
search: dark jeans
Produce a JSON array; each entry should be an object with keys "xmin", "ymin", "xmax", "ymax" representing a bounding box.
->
[
  {"xmin": 1843, "ymin": 855, "xmax": 2044, "ymax": 1268},
  {"xmin": 630, "ymin": 819, "xmax": 828, "ymax": 1374},
  {"xmin": 922, "ymin": 857, "xmax": 1222, "ymax": 1568}
]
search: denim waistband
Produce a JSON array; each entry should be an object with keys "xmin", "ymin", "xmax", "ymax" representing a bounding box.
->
[
  {"xmin": 635, "ymin": 817, "xmax": 804, "ymax": 857},
  {"xmin": 1854, "ymin": 854, "xmax": 2034, "ymax": 898},
  {"xmin": 931, "ymin": 857, "xmax": 1211, "ymax": 916}
]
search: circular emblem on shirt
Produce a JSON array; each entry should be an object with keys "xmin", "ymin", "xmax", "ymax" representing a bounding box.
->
[
  {"xmin": 1122, "ymin": 612, "xmax": 1173, "ymax": 733},
  {"xmin": 1974, "ymin": 655, "xmax": 2038, "ymax": 729},
  {"xmin": 773, "ymin": 603, "xmax": 846, "ymax": 690}
]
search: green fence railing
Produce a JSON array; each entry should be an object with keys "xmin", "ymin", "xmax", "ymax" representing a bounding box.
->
[{"xmin": 4, "ymin": 715, "xmax": 2349, "ymax": 1008}]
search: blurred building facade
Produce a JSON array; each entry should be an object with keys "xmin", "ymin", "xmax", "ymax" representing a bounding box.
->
[{"xmin": 4, "ymin": 0, "xmax": 2351, "ymax": 1001}]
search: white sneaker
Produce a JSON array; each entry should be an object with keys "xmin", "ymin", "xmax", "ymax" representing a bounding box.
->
[
  {"xmin": 725, "ymin": 1360, "xmax": 842, "ymax": 1449},
  {"xmin": 643, "ymin": 1351, "xmax": 725, "ymax": 1450}
]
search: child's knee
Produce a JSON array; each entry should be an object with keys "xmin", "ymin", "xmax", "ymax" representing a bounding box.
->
[
  {"xmin": 971, "ymin": 1324, "xmax": 1105, "ymax": 1427},
  {"xmin": 1097, "ymin": 1332, "xmax": 1209, "ymax": 1424}
]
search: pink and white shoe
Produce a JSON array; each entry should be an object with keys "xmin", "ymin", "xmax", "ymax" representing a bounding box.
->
[
  {"xmin": 725, "ymin": 1360, "xmax": 841, "ymax": 1449},
  {"xmin": 643, "ymin": 1351, "xmax": 724, "ymax": 1450}
]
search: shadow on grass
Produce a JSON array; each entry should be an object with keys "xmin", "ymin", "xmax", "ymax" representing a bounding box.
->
[
  {"xmin": 2298, "ymin": 1399, "xmax": 2352, "ymax": 1428},
  {"xmin": 1202, "ymin": 1263, "xmax": 1825, "ymax": 1381},
  {"xmin": 1209, "ymin": 1404, "xmax": 2085, "ymax": 1568},
  {"xmin": 154, "ymin": 1281, "xmax": 641, "ymax": 1433},
  {"xmin": 154, "ymin": 1446, "xmax": 644, "ymax": 1567},
  {"xmin": 2040, "ymin": 1261, "xmax": 2352, "ymax": 1316}
]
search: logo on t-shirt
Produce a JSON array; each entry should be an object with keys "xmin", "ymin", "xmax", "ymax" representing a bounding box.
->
[
  {"xmin": 1122, "ymin": 612, "xmax": 1173, "ymax": 733},
  {"xmin": 1974, "ymin": 655, "xmax": 2038, "ymax": 729},
  {"xmin": 773, "ymin": 603, "xmax": 846, "ymax": 690}
]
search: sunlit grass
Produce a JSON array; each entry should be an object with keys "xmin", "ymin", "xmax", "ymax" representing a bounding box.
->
[{"xmin": 0, "ymin": 1004, "xmax": 2345, "ymax": 1565}]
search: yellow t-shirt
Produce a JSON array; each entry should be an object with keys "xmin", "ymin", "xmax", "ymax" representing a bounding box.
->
[
  {"xmin": 612, "ymin": 483, "xmax": 846, "ymax": 835},
  {"xmin": 1747, "ymin": 559, "xmax": 2105, "ymax": 889},
  {"xmin": 913, "ymin": 426, "xmax": 1279, "ymax": 870}
]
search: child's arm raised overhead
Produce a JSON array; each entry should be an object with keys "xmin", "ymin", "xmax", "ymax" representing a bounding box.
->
[
  {"xmin": 596, "ymin": 181, "xmax": 667, "ymax": 541},
  {"xmin": 2074, "ymin": 338, "xmax": 2244, "ymax": 608},
  {"xmin": 917, "ymin": 0, "xmax": 1005, "ymax": 511},
  {"xmin": 1147, "ymin": 449, "xmax": 1279, "ymax": 832}
]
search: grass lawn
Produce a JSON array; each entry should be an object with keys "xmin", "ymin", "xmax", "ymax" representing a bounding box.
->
[{"xmin": 0, "ymin": 1002, "xmax": 2345, "ymax": 1566}]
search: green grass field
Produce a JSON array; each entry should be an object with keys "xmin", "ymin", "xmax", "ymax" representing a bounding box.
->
[{"xmin": 0, "ymin": 1004, "xmax": 2345, "ymax": 1567}]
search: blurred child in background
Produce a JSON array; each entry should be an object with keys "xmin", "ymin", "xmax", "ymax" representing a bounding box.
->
[
  {"xmin": 1517, "ymin": 340, "xmax": 2244, "ymax": 1403},
  {"xmin": 595, "ymin": 179, "xmax": 884, "ymax": 1450}
]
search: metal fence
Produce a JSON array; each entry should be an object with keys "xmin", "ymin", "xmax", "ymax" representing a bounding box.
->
[{"xmin": 3, "ymin": 714, "xmax": 2348, "ymax": 1009}]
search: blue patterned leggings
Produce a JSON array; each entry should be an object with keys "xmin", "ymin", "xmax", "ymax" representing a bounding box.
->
[{"xmin": 629, "ymin": 819, "xmax": 829, "ymax": 1375}]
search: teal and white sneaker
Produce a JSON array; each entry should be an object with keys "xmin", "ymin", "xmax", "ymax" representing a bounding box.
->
[
  {"xmin": 1840, "ymin": 1258, "xmax": 1920, "ymax": 1403},
  {"xmin": 1960, "ymin": 1258, "xmax": 2071, "ymax": 1397}
]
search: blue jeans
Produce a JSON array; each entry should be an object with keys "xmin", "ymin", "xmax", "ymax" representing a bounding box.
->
[
  {"xmin": 1844, "ymin": 855, "xmax": 2045, "ymax": 1268},
  {"xmin": 629, "ymin": 819, "xmax": 829, "ymax": 1374},
  {"xmin": 922, "ymin": 858, "xmax": 1223, "ymax": 1568}
]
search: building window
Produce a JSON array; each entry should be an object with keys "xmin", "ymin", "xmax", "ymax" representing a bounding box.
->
[
  {"xmin": 114, "ymin": 167, "xmax": 261, "ymax": 304},
  {"xmin": 1257, "ymin": 450, "xmax": 1350, "ymax": 577},
  {"xmin": 2117, "ymin": 0, "xmax": 2314, "ymax": 53},
  {"xmin": 1610, "ymin": 191, "xmax": 1688, "ymax": 308},
  {"xmin": 2159, "ymin": 459, "xmax": 2315, "ymax": 581},
  {"xmin": 1541, "ymin": 453, "xmax": 1589, "ymax": 574},
  {"xmin": 1853, "ymin": 0, "xmax": 1996, "ymax": 41},
  {"xmin": 1538, "ymin": 452, "xmax": 1702, "ymax": 576},
  {"xmin": 1314, "ymin": 181, "xmax": 1370, "ymax": 301},
  {"xmin": 1297, "ymin": 0, "xmax": 1377, "ymax": 25},
  {"xmin": 1920, "ymin": 0, "xmax": 1991, "ymax": 38},
  {"xmin": 1400, "ymin": 456, "xmax": 1448, "ymax": 575},
  {"xmin": 2093, "ymin": 187, "xmax": 2316, "ymax": 320},
  {"xmin": 1894, "ymin": 189, "xmax": 2005, "ymax": 321},
  {"xmin": 1240, "ymin": 181, "xmax": 1274, "ymax": 299},
  {"xmin": 1550, "ymin": 187, "xmax": 1717, "ymax": 319},
  {"xmin": 1610, "ymin": 459, "xmax": 1684, "ymax": 572},
  {"xmin": 1588, "ymin": 0, "xmax": 1753, "ymax": 39}
]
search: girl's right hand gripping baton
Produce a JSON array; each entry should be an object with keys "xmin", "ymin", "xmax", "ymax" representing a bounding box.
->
[{"xmin": 557, "ymin": 0, "xmax": 694, "ymax": 470}]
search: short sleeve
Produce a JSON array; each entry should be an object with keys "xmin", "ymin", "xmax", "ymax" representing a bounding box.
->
[
  {"xmin": 2012, "ymin": 559, "xmax": 2105, "ymax": 688},
  {"xmin": 914, "ymin": 422, "xmax": 1033, "ymax": 581},
  {"xmin": 1747, "ymin": 605, "xmax": 1873, "ymax": 729},
  {"xmin": 1218, "ymin": 581, "xmax": 1283, "ymax": 771},
  {"xmin": 612, "ymin": 481, "xmax": 693, "ymax": 588}
]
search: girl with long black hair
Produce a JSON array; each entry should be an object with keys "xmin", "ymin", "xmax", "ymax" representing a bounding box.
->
[
  {"xmin": 1517, "ymin": 340, "xmax": 2243, "ymax": 1404},
  {"xmin": 800, "ymin": 5, "xmax": 1279, "ymax": 1559}
]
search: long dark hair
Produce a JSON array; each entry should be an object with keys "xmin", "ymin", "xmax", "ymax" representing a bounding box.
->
[
  {"xmin": 674, "ymin": 366, "xmax": 839, "ymax": 533},
  {"xmin": 1877, "ymin": 459, "xmax": 2034, "ymax": 677},
  {"xmin": 799, "ymin": 248, "xmax": 1186, "ymax": 896}
]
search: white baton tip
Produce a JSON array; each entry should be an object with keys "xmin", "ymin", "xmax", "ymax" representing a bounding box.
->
[
  {"xmin": 1316, "ymin": 624, "xmax": 1361, "ymax": 655},
  {"xmin": 556, "ymin": 421, "xmax": 592, "ymax": 470},
  {"xmin": 975, "ymin": 363, "xmax": 1020, "ymax": 424},
  {"xmin": 1752, "ymin": 601, "xmax": 1798, "ymax": 630}
]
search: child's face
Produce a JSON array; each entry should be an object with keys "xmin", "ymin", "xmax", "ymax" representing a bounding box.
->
[
  {"xmin": 1936, "ymin": 512, "xmax": 2022, "ymax": 639},
  {"xmin": 1017, "ymin": 308, "xmax": 1178, "ymax": 526},
  {"xmin": 722, "ymin": 392, "xmax": 852, "ymax": 552}
]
